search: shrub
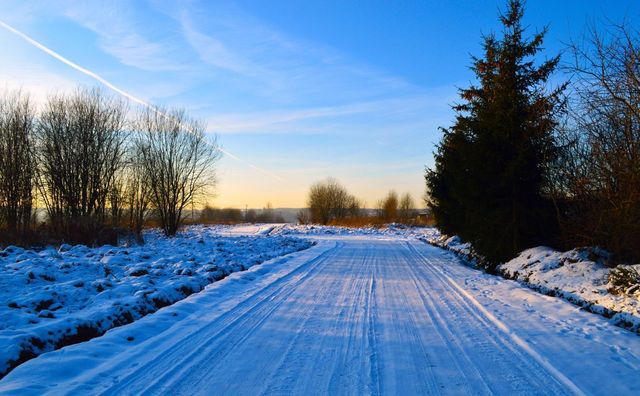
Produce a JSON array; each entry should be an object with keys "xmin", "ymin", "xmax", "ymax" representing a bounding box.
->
[{"xmin": 608, "ymin": 266, "xmax": 640, "ymax": 295}]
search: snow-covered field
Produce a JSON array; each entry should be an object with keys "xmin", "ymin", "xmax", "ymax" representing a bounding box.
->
[
  {"xmin": 0, "ymin": 225, "xmax": 312, "ymax": 378},
  {"xmin": 425, "ymin": 231, "xmax": 640, "ymax": 333},
  {"xmin": 1, "ymin": 226, "xmax": 639, "ymax": 395}
]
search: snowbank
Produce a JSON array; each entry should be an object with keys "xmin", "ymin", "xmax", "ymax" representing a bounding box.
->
[
  {"xmin": 423, "ymin": 229, "xmax": 640, "ymax": 332},
  {"xmin": 420, "ymin": 233, "xmax": 477, "ymax": 264},
  {"xmin": 271, "ymin": 223, "xmax": 437, "ymax": 238},
  {"xmin": 0, "ymin": 225, "xmax": 312, "ymax": 378},
  {"xmin": 273, "ymin": 224, "xmax": 389, "ymax": 236},
  {"xmin": 500, "ymin": 247, "xmax": 640, "ymax": 331}
]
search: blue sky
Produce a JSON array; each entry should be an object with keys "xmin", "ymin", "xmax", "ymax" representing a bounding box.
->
[{"xmin": 1, "ymin": 1, "xmax": 639, "ymax": 208}]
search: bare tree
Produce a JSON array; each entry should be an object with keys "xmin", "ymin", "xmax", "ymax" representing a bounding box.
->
[
  {"xmin": 256, "ymin": 202, "xmax": 275, "ymax": 223},
  {"xmin": 377, "ymin": 190, "xmax": 399, "ymax": 222},
  {"xmin": 245, "ymin": 209, "xmax": 257, "ymax": 223},
  {"xmin": 0, "ymin": 90, "xmax": 35, "ymax": 234},
  {"xmin": 398, "ymin": 193, "xmax": 415, "ymax": 223},
  {"xmin": 558, "ymin": 21, "xmax": 640, "ymax": 261},
  {"xmin": 36, "ymin": 87, "xmax": 128, "ymax": 241},
  {"xmin": 296, "ymin": 208, "xmax": 310, "ymax": 224},
  {"xmin": 124, "ymin": 143, "xmax": 151, "ymax": 240},
  {"xmin": 307, "ymin": 178, "xmax": 356, "ymax": 224},
  {"xmin": 308, "ymin": 180, "xmax": 333, "ymax": 224},
  {"xmin": 108, "ymin": 169, "xmax": 127, "ymax": 227},
  {"xmin": 346, "ymin": 195, "xmax": 363, "ymax": 218},
  {"xmin": 136, "ymin": 107, "xmax": 220, "ymax": 236}
]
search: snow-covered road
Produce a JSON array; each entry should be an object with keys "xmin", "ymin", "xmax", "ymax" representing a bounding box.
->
[{"xmin": 1, "ymin": 234, "xmax": 639, "ymax": 395}]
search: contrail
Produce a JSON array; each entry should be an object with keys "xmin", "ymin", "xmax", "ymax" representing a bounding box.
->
[
  {"xmin": 0, "ymin": 19, "xmax": 285, "ymax": 182},
  {"xmin": 220, "ymin": 149, "xmax": 285, "ymax": 181}
]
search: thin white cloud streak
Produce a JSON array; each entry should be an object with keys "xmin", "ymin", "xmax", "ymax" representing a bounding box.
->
[
  {"xmin": 0, "ymin": 18, "xmax": 284, "ymax": 182},
  {"xmin": 179, "ymin": 11, "xmax": 277, "ymax": 83},
  {"xmin": 0, "ymin": 19, "xmax": 150, "ymax": 107},
  {"xmin": 173, "ymin": 4, "xmax": 417, "ymax": 102},
  {"xmin": 61, "ymin": 1, "xmax": 187, "ymax": 73},
  {"xmin": 220, "ymin": 149, "xmax": 285, "ymax": 182},
  {"xmin": 207, "ymin": 95, "xmax": 452, "ymax": 134}
]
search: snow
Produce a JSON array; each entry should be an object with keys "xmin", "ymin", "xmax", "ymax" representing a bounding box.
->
[
  {"xmin": 424, "ymin": 229, "xmax": 640, "ymax": 333},
  {"xmin": 1, "ymin": 225, "xmax": 639, "ymax": 394},
  {"xmin": 500, "ymin": 247, "xmax": 640, "ymax": 332},
  {"xmin": 273, "ymin": 224, "xmax": 392, "ymax": 236},
  {"xmin": 0, "ymin": 225, "xmax": 312, "ymax": 377},
  {"xmin": 271, "ymin": 223, "xmax": 434, "ymax": 240}
]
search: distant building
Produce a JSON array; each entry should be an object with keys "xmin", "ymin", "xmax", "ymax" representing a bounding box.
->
[{"xmin": 416, "ymin": 209, "xmax": 433, "ymax": 225}]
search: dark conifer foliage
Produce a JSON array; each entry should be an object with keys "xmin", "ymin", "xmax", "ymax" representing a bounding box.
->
[{"xmin": 426, "ymin": 0, "xmax": 566, "ymax": 267}]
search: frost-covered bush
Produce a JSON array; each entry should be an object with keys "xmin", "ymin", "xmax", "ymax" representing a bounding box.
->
[{"xmin": 608, "ymin": 266, "xmax": 640, "ymax": 295}]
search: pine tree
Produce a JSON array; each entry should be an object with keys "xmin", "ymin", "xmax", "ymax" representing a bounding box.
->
[{"xmin": 426, "ymin": 0, "xmax": 565, "ymax": 267}]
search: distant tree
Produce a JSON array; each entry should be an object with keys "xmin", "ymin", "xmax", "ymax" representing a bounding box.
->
[
  {"xmin": 398, "ymin": 193, "xmax": 416, "ymax": 223},
  {"xmin": 307, "ymin": 178, "xmax": 356, "ymax": 224},
  {"xmin": 346, "ymin": 196, "xmax": 363, "ymax": 218},
  {"xmin": 296, "ymin": 208, "xmax": 310, "ymax": 224},
  {"xmin": 136, "ymin": 107, "xmax": 220, "ymax": 236},
  {"xmin": 200, "ymin": 205, "xmax": 216, "ymax": 222},
  {"xmin": 244, "ymin": 209, "xmax": 257, "ymax": 223},
  {"xmin": 256, "ymin": 202, "xmax": 274, "ymax": 223},
  {"xmin": 200, "ymin": 206, "xmax": 243, "ymax": 223},
  {"xmin": 377, "ymin": 191, "xmax": 399, "ymax": 222},
  {"xmin": 0, "ymin": 90, "xmax": 35, "ymax": 234},
  {"xmin": 221, "ymin": 208, "xmax": 244, "ymax": 223},
  {"xmin": 426, "ymin": 0, "xmax": 565, "ymax": 266}
]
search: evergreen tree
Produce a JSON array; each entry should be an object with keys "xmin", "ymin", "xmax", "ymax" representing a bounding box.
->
[{"xmin": 426, "ymin": 0, "xmax": 565, "ymax": 267}]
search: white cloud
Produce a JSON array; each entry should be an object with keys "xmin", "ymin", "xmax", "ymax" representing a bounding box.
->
[
  {"xmin": 206, "ymin": 94, "xmax": 453, "ymax": 134},
  {"xmin": 179, "ymin": 12, "xmax": 280, "ymax": 84},
  {"xmin": 3, "ymin": 0, "xmax": 429, "ymax": 106},
  {"xmin": 60, "ymin": 1, "xmax": 188, "ymax": 73},
  {"xmin": 0, "ymin": 0, "xmax": 190, "ymax": 74},
  {"xmin": 168, "ymin": 2, "xmax": 420, "ymax": 103}
]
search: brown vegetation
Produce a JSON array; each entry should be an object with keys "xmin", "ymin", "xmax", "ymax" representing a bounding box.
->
[
  {"xmin": 304, "ymin": 179, "xmax": 422, "ymax": 227},
  {"xmin": 552, "ymin": 22, "xmax": 640, "ymax": 263},
  {"xmin": 197, "ymin": 202, "xmax": 285, "ymax": 225},
  {"xmin": 0, "ymin": 86, "xmax": 220, "ymax": 247},
  {"xmin": 0, "ymin": 90, "xmax": 35, "ymax": 237},
  {"xmin": 306, "ymin": 178, "xmax": 362, "ymax": 225},
  {"xmin": 36, "ymin": 88, "xmax": 128, "ymax": 244},
  {"xmin": 135, "ymin": 107, "xmax": 220, "ymax": 236}
]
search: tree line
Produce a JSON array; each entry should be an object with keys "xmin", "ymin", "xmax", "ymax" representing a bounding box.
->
[
  {"xmin": 426, "ymin": 0, "xmax": 640, "ymax": 269},
  {"xmin": 0, "ymin": 87, "xmax": 219, "ymax": 245},
  {"xmin": 199, "ymin": 203, "xmax": 286, "ymax": 224},
  {"xmin": 302, "ymin": 177, "xmax": 422, "ymax": 226}
]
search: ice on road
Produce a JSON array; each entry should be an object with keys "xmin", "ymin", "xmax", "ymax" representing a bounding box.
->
[{"xmin": 2, "ymin": 234, "xmax": 639, "ymax": 395}]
